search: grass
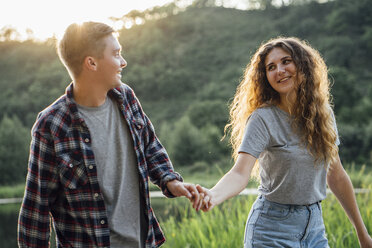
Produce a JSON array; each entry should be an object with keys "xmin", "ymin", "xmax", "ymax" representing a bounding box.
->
[
  {"xmin": 1, "ymin": 163, "xmax": 371, "ymax": 248},
  {"xmin": 156, "ymin": 189, "xmax": 372, "ymax": 248},
  {"xmin": 0, "ymin": 183, "xmax": 25, "ymax": 198},
  {"xmin": 154, "ymin": 163, "xmax": 372, "ymax": 248}
]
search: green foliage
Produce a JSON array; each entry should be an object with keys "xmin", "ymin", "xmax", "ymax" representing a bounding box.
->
[
  {"xmin": 157, "ymin": 191, "xmax": 372, "ymax": 248},
  {"xmin": 160, "ymin": 114, "xmax": 230, "ymax": 167},
  {"xmin": 0, "ymin": 184, "xmax": 26, "ymax": 198},
  {"xmin": 0, "ymin": 0, "xmax": 372, "ymax": 186},
  {"xmin": 0, "ymin": 115, "xmax": 30, "ymax": 185},
  {"xmin": 185, "ymin": 100, "xmax": 228, "ymax": 130},
  {"xmin": 119, "ymin": 0, "xmax": 372, "ymax": 165},
  {"xmin": 165, "ymin": 116, "xmax": 208, "ymax": 166}
]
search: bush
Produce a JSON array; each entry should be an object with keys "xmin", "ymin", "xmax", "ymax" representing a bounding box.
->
[{"xmin": 0, "ymin": 115, "xmax": 30, "ymax": 185}]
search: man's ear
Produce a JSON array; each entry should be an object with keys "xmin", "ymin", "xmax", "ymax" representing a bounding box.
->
[{"xmin": 84, "ymin": 56, "xmax": 98, "ymax": 71}]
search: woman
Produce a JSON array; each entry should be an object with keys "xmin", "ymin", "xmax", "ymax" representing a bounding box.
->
[{"xmin": 194, "ymin": 37, "xmax": 372, "ymax": 248}]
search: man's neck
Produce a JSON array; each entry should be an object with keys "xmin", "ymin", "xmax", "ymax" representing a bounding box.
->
[{"xmin": 72, "ymin": 80, "xmax": 109, "ymax": 107}]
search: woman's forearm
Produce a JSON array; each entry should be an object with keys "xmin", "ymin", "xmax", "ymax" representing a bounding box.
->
[
  {"xmin": 210, "ymin": 153, "xmax": 256, "ymax": 206},
  {"xmin": 327, "ymin": 160, "xmax": 369, "ymax": 238},
  {"xmin": 211, "ymin": 169, "xmax": 251, "ymax": 205}
]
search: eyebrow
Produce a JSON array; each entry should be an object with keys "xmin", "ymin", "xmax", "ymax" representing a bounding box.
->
[{"xmin": 266, "ymin": 55, "xmax": 292, "ymax": 67}]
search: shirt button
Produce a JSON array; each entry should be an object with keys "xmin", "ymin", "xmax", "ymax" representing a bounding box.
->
[
  {"xmin": 84, "ymin": 138, "xmax": 90, "ymax": 143},
  {"xmin": 100, "ymin": 219, "xmax": 105, "ymax": 225},
  {"xmin": 136, "ymin": 124, "xmax": 142, "ymax": 129},
  {"xmin": 94, "ymin": 193, "xmax": 99, "ymax": 198},
  {"xmin": 89, "ymin": 165, "xmax": 94, "ymax": 170},
  {"xmin": 69, "ymin": 163, "xmax": 73, "ymax": 168}
]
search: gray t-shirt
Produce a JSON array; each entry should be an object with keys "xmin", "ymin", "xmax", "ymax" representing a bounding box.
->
[
  {"xmin": 77, "ymin": 96, "xmax": 146, "ymax": 248},
  {"xmin": 239, "ymin": 105, "xmax": 339, "ymax": 205}
]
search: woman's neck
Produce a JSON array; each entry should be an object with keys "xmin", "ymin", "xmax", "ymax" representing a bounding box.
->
[{"xmin": 278, "ymin": 94, "xmax": 295, "ymax": 114}]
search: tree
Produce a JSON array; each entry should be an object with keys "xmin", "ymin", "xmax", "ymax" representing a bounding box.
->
[
  {"xmin": 0, "ymin": 26, "xmax": 21, "ymax": 41},
  {"xmin": 0, "ymin": 115, "xmax": 30, "ymax": 185},
  {"xmin": 165, "ymin": 116, "xmax": 208, "ymax": 166}
]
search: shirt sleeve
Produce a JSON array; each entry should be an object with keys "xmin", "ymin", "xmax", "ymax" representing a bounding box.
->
[
  {"xmin": 18, "ymin": 129, "xmax": 58, "ymax": 248},
  {"xmin": 125, "ymin": 86, "xmax": 183, "ymax": 198},
  {"xmin": 238, "ymin": 111, "xmax": 271, "ymax": 158},
  {"xmin": 142, "ymin": 114, "xmax": 183, "ymax": 198}
]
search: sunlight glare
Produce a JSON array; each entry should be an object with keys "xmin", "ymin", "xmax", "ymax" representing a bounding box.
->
[{"xmin": 0, "ymin": 0, "xmax": 174, "ymax": 41}]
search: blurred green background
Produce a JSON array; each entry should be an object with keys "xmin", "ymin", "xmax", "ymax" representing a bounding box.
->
[{"xmin": 1, "ymin": 0, "xmax": 372, "ymax": 247}]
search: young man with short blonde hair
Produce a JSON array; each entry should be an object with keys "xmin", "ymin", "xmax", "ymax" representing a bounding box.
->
[{"xmin": 18, "ymin": 21, "xmax": 198, "ymax": 248}]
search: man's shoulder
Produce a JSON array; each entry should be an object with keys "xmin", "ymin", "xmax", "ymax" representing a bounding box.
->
[
  {"xmin": 32, "ymin": 94, "xmax": 72, "ymax": 135},
  {"xmin": 111, "ymin": 82, "xmax": 143, "ymax": 110},
  {"xmin": 114, "ymin": 82, "xmax": 135, "ymax": 97}
]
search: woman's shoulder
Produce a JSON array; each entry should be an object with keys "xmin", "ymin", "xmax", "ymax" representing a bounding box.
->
[
  {"xmin": 249, "ymin": 105, "xmax": 288, "ymax": 126},
  {"xmin": 252, "ymin": 104, "xmax": 277, "ymax": 117}
]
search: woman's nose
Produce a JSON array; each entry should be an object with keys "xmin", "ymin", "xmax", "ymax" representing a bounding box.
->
[{"xmin": 277, "ymin": 65, "xmax": 285, "ymax": 74}]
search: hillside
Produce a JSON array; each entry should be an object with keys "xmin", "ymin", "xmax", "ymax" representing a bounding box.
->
[{"xmin": 0, "ymin": 0, "xmax": 371, "ymax": 185}]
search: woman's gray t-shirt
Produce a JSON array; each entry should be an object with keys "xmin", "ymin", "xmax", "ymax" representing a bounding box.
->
[{"xmin": 239, "ymin": 105, "xmax": 339, "ymax": 205}]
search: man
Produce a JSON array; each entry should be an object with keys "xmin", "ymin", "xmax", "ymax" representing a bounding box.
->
[{"xmin": 18, "ymin": 21, "xmax": 199, "ymax": 248}]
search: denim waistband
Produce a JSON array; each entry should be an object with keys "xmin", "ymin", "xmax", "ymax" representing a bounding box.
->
[{"xmin": 258, "ymin": 195, "xmax": 321, "ymax": 211}]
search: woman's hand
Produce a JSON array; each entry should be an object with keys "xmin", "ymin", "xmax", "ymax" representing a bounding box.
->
[{"xmin": 191, "ymin": 184, "xmax": 215, "ymax": 212}]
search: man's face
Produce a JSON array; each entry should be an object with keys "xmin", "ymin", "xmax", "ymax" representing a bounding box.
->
[{"xmin": 96, "ymin": 34, "xmax": 127, "ymax": 89}]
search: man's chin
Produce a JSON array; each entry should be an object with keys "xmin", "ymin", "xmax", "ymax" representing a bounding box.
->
[{"xmin": 112, "ymin": 80, "xmax": 122, "ymax": 88}]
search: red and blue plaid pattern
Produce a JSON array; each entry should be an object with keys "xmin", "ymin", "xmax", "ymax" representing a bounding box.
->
[{"xmin": 18, "ymin": 83, "xmax": 182, "ymax": 248}]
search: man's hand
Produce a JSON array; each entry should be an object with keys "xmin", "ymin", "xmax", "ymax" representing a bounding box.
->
[
  {"xmin": 193, "ymin": 184, "xmax": 215, "ymax": 212},
  {"xmin": 166, "ymin": 180, "xmax": 200, "ymax": 208}
]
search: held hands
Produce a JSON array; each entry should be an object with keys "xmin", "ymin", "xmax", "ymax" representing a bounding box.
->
[
  {"xmin": 166, "ymin": 180, "xmax": 216, "ymax": 211},
  {"xmin": 192, "ymin": 185, "xmax": 216, "ymax": 212},
  {"xmin": 166, "ymin": 180, "xmax": 201, "ymax": 209}
]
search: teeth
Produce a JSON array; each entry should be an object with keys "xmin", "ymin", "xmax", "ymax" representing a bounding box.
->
[{"xmin": 279, "ymin": 77, "xmax": 289, "ymax": 83}]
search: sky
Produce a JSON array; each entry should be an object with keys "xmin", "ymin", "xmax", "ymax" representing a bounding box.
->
[{"xmin": 0, "ymin": 0, "xmax": 176, "ymax": 41}]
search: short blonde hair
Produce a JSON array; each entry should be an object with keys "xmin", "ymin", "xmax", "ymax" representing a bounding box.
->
[{"xmin": 57, "ymin": 22, "xmax": 115, "ymax": 78}]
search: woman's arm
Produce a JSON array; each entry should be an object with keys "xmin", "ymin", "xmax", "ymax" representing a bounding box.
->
[
  {"xmin": 327, "ymin": 155, "xmax": 372, "ymax": 248},
  {"xmin": 196, "ymin": 152, "xmax": 256, "ymax": 211}
]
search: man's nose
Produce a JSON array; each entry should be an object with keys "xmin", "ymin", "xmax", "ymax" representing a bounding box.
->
[{"xmin": 121, "ymin": 58, "xmax": 127, "ymax": 68}]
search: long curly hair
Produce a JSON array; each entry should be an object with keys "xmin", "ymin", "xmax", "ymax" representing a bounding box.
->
[{"xmin": 225, "ymin": 37, "xmax": 338, "ymax": 172}]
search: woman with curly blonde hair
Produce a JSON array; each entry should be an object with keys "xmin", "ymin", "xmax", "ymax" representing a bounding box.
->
[{"xmin": 193, "ymin": 37, "xmax": 372, "ymax": 248}]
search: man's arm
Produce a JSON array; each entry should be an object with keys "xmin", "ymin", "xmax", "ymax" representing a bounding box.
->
[
  {"xmin": 327, "ymin": 155, "xmax": 372, "ymax": 248},
  {"xmin": 142, "ymin": 114, "xmax": 186, "ymax": 197},
  {"xmin": 18, "ymin": 130, "xmax": 57, "ymax": 248},
  {"xmin": 124, "ymin": 85, "xmax": 196, "ymax": 199}
]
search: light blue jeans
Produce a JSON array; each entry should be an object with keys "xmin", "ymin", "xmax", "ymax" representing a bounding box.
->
[{"xmin": 244, "ymin": 195, "xmax": 329, "ymax": 248}]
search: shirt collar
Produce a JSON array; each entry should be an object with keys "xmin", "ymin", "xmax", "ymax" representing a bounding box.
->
[{"xmin": 65, "ymin": 83, "xmax": 125, "ymax": 123}]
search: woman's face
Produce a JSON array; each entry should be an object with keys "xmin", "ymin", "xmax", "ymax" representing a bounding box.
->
[{"xmin": 265, "ymin": 47, "xmax": 298, "ymax": 102}]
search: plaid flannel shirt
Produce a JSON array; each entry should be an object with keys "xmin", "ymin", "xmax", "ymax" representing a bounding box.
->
[{"xmin": 18, "ymin": 83, "xmax": 182, "ymax": 248}]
